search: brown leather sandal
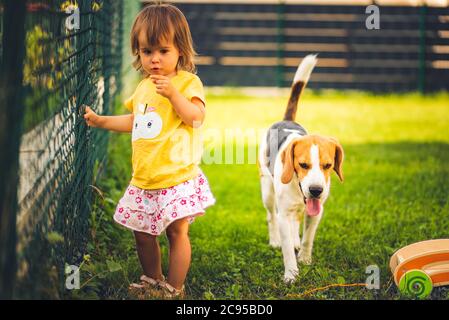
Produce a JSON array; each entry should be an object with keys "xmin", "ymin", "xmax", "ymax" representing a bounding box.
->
[
  {"xmin": 142, "ymin": 281, "xmax": 185, "ymax": 300},
  {"xmin": 128, "ymin": 275, "xmax": 165, "ymax": 299}
]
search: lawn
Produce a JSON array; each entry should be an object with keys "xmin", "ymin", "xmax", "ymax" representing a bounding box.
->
[{"xmin": 74, "ymin": 90, "xmax": 449, "ymax": 300}]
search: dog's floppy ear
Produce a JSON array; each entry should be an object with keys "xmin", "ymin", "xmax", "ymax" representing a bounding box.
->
[
  {"xmin": 280, "ymin": 140, "xmax": 297, "ymax": 184},
  {"xmin": 329, "ymin": 137, "xmax": 344, "ymax": 182}
]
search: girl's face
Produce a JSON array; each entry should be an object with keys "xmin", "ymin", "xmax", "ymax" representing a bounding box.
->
[{"xmin": 138, "ymin": 31, "xmax": 180, "ymax": 78}]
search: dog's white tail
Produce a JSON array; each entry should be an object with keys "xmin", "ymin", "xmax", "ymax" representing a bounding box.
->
[{"xmin": 293, "ymin": 54, "xmax": 318, "ymax": 84}]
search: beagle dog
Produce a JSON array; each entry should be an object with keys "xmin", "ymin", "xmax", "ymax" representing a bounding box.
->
[{"xmin": 258, "ymin": 55, "xmax": 344, "ymax": 282}]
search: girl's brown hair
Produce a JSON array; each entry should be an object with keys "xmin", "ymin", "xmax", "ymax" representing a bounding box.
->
[{"xmin": 130, "ymin": 2, "xmax": 197, "ymax": 75}]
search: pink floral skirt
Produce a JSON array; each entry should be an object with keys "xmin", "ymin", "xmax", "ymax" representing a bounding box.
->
[{"xmin": 113, "ymin": 171, "xmax": 215, "ymax": 235}]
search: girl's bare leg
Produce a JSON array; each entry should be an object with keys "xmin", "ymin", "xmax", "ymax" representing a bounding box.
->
[
  {"xmin": 166, "ymin": 217, "xmax": 192, "ymax": 290},
  {"xmin": 133, "ymin": 231, "xmax": 164, "ymax": 281}
]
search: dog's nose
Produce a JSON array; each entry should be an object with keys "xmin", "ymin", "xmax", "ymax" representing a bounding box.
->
[{"xmin": 309, "ymin": 185, "xmax": 323, "ymax": 198}]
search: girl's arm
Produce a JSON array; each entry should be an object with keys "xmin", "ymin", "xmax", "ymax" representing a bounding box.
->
[
  {"xmin": 150, "ymin": 75, "xmax": 205, "ymax": 127},
  {"xmin": 84, "ymin": 106, "xmax": 134, "ymax": 132},
  {"xmin": 169, "ymin": 92, "xmax": 205, "ymax": 127}
]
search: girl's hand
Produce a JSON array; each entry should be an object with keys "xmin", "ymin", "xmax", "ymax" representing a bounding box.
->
[
  {"xmin": 150, "ymin": 75, "xmax": 176, "ymax": 99},
  {"xmin": 83, "ymin": 106, "xmax": 103, "ymax": 128}
]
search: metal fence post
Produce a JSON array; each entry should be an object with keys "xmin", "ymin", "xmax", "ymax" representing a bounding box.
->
[
  {"xmin": 276, "ymin": 0, "xmax": 285, "ymax": 88},
  {"xmin": 418, "ymin": 4, "xmax": 427, "ymax": 94},
  {"xmin": 0, "ymin": 0, "xmax": 27, "ymax": 299}
]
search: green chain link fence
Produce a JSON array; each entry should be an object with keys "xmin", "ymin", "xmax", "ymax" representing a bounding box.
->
[{"xmin": 0, "ymin": 0, "xmax": 125, "ymax": 299}]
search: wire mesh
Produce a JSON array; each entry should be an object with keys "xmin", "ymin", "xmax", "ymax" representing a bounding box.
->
[{"xmin": 7, "ymin": 0, "xmax": 123, "ymax": 298}]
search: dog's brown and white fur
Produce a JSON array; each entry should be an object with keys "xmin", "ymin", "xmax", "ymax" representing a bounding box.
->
[{"xmin": 258, "ymin": 55, "xmax": 344, "ymax": 282}]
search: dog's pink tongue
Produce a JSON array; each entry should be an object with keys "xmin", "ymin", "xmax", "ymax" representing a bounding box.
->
[{"xmin": 306, "ymin": 199, "xmax": 321, "ymax": 216}]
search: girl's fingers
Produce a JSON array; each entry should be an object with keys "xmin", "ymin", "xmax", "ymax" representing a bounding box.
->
[
  {"xmin": 150, "ymin": 76, "xmax": 169, "ymax": 84},
  {"xmin": 150, "ymin": 75, "xmax": 166, "ymax": 80}
]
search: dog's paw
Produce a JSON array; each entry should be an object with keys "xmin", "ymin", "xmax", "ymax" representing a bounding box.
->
[
  {"xmin": 269, "ymin": 239, "xmax": 281, "ymax": 248},
  {"xmin": 294, "ymin": 238, "xmax": 301, "ymax": 250},
  {"xmin": 268, "ymin": 230, "xmax": 281, "ymax": 248},
  {"xmin": 297, "ymin": 251, "xmax": 312, "ymax": 265},
  {"xmin": 283, "ymin": 269, "xmax": 298, "ymax": 284}
]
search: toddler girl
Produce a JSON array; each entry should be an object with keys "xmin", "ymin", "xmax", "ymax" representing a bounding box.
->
[{"xmin": 83, "ymin": 3, "xmax": 215, "ymax": 299}]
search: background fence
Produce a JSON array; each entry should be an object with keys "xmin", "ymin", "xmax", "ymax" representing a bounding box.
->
[
  {"xmin": 175, "ymin": 1, "xmax": 449, "ymax": 92},
  {"xmin": 0, "ymin": 0, "xmax": 124, "ymax": 299}
]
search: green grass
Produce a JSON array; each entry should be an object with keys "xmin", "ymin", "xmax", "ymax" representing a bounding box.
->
[{"xmin": 72, "ymin": 90, "xmax": 449, "ymax": 300}]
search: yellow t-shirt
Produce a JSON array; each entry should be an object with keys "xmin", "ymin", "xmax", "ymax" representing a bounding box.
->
[{"xmin": 124, "ymin": 70, "xmax": 205, "ymax": 190}]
